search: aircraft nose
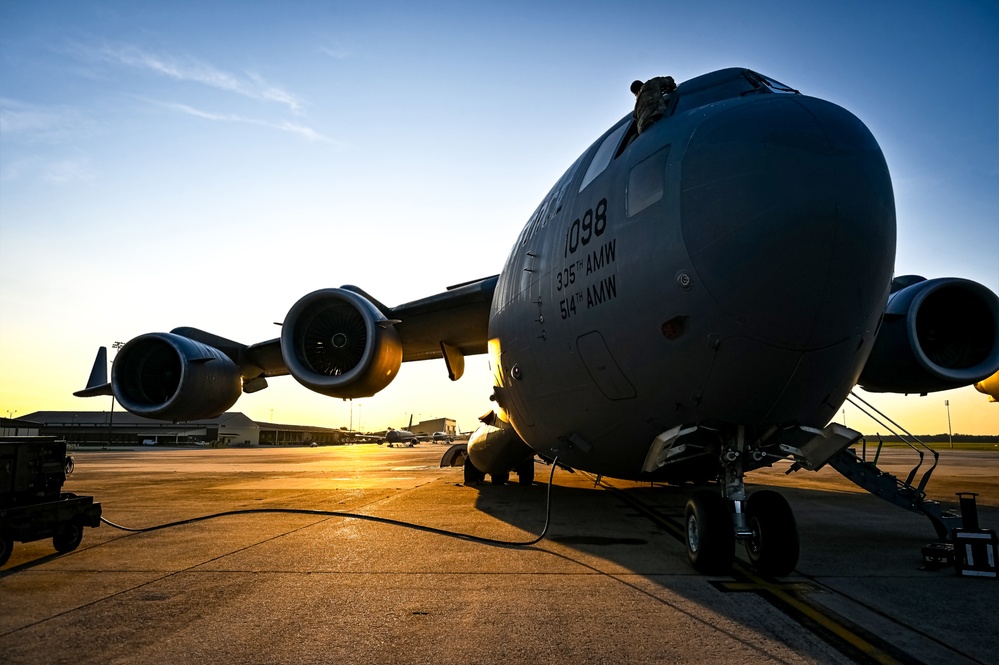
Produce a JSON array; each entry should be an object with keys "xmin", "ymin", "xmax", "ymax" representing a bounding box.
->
[{"xmin": 680, "ymin": 95, "xmax": 896, "ymax": 348}]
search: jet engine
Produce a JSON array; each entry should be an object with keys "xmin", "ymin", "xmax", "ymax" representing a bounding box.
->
[
  {"xmin": 112, "ymin": 333, "xmax": 242, "ymax": 421},
  {"xmin": 859, "ymin": 277, "xmax": 999, "ymax": 394},
  {"xmin": 280, "ymin": 288, "xmax": 403, "ymax": 398}
]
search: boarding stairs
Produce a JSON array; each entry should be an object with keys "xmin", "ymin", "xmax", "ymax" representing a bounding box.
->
[{"xmin": 826, "ymin": 392, "xmax": 962, "ymax": 541}]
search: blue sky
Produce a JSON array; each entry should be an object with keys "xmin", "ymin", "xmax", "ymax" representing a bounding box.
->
[{"xmin": 1, "ymin": 1, "xmax": 996, "ymax": 435}]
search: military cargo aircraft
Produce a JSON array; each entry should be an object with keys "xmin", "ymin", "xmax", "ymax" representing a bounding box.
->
[
  {"xmin": 77, "ymin": 68, "xmax": 999, "ymax": 576},
  {"xmin": 383, "ymin": 415, "xmax": 419, "ymax": 447}
]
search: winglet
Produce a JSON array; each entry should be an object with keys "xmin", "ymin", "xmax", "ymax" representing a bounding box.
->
[{"xmin": 74, "ymin": 346, "xmax": 114, "ymax": 397}]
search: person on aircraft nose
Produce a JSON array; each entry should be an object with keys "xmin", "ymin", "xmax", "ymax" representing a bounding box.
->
[{"xmin": 632, "ymin": 76, "xmax": 676, "ymax": 133}]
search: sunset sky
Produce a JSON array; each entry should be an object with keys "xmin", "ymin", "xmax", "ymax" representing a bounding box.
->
[{"xmin": 1, "ymin": 1, "xmax": 996, "ymax": 436}]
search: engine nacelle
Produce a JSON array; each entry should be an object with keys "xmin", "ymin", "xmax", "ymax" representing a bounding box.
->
[
  {"xmin": 281, "ymin": 288, "xmax": 403, "ymax": 398},
  {"xmin": 975, "ymin": 369, "xmax": 999, "ymax": 401},
  {"xmin": 112, "ymin": 333, "xmax": 242, "ymax": 421},
  {"xmin": 466, "ymin": 420, "xmax": 534, "ymax": 476},
  {"xmin": 859, "ymin": 277, "xmax": 999, "ymax": 394}
]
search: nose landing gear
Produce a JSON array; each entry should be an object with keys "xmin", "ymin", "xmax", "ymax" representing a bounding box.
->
[
  {"xmin": 684, "ymin": 489, "xmax": 799, "ymax": 577},
  {"xmin": 683, "ymin": 432, "xmax": 800, "ymax": 577}
]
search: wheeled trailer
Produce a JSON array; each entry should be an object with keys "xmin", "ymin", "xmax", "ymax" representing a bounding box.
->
[{"xmin": 0, "ymin": 437, "xmax": 102, "ymax": 567}]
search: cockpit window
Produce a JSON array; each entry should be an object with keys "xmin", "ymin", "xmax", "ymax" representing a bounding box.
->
[
  {"xmin": 672, "ymin": 68, "xmax": 799, "ymax": 116},
  {"xmin": 745, "ymin": 70, "xmax": 799, "ymax": 94},
  {"xmin": 673, "ymin": 75, "xmax": 756, "ymax": 115},
  {"xmin": 579, "ymin": 120, "xmax": 630, "ymax": 192}
]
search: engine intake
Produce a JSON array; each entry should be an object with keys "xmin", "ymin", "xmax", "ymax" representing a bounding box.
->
[
  {"xmin": 859, "ymin": 277, "xmax": 999, "ymax": 393},
  {"xmin": 112, "ymin": 333, "xmax": 242, "ymax": 420},
  {"xmin": 281, "ymin": 288, "xmax": 403, "ymax": 398}
]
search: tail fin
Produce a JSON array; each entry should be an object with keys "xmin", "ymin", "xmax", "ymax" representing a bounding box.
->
[
  {"xmin": 74, "ymin": 347, "xmax": 114, "ymax": 397},
  {"xmin": 408, "ymin": 413, "xmax": 413, "ymax": 429}
]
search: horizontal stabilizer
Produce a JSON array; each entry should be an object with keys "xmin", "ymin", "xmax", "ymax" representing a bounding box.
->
[{"xmin": 74, "ymin": 383, "xmax": 113, "ymax": 398}]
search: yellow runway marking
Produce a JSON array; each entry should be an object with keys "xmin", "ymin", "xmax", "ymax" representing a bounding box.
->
[{"xmin": 593, "ymin": 475, "xmax": 912, "ymax": 665}]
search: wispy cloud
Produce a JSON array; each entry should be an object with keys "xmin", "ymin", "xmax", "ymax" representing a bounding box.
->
[
  {"xmin": 0, "ymin": 98, "xmax": 93, "ymax": 144},
  {"xmin": 0, "ymin": 156, "xmax": 95, "ymax": 184},
  {"xmin": 319, "ymin": 45, "xmax": 350, "ymax": 60},
  {"xmin": 276, "ymin": 122, "xmax": 332, "ymax": 143},
  {"xmin": 86, "ymin": 43, "xmax": 305, "ymax": 114},
  {"xmin": 42, "ymin": 158, "xmax": 95, "ymax": 183},
  {"xmin": 162, "ymin": 101, "xmax": 336, "ymax": 144}
]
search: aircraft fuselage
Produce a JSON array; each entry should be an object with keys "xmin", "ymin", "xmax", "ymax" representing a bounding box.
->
[
  {"xmin": 488, "ymin": 69, "xmax": 896, "ymax": 480},
  {"xmin": 385, "ymin": 429, "xmax": 417, "ymax": 445}
]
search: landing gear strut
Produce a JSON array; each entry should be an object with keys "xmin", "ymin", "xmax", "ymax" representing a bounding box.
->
[
  {"xmin": 682, "ymin": 428, "xmax": 800, "ymax": 576},
  {"xmin": 514, "ymin": 457, "xmax": 535, "ymax": 486}
]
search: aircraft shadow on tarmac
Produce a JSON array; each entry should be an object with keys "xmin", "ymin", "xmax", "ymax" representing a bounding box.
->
[{"xmin": 462, "ymin": 472, "xmax": 998, "ymax": 664}]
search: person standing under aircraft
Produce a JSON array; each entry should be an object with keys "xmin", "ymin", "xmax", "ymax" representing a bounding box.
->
[{"xmin": 632, "ymin": 76, "xmax": 676, "ymax": 133}]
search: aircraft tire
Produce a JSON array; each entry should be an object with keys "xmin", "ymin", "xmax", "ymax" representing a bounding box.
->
[
  {"xmin": 490, "ymin": 471, "xmax": 509, "ymax": 486},
  {"xmin": 0, "ymin": 536, "xmax": 12, "ymax": 567},
  {"xmin": 685, "ymin": 490, "xmax": 734, "ymax": 575},
  {"xmin": 515, "ymin": 458, "xmax": 535, "ymax": 486},
  {"xmin": 745, "ymin": 490, "xmax": 799, "ymax": 576},
  {"xmin": 53, "ymin": 522, "xmax": 83, "ymax": 554},
  {"xmin": 463, "ymin": 457, "xmax": 485, "ymax": 485}
]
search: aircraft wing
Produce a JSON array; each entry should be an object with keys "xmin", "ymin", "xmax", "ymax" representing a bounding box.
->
[
  {"xmin": 248, "ymin": 273, "xmax": 498, "ymax": 372},
  {"xmin": 342, "ymin": 274, "xmax": 497, "ymax": 381},
  {"xmin": 76, "ymin": 275, "xmax": 498, "ymax": 421},
  {"xmin": 385, "ymin": 274, "xmax": 498, "ymax": 362}
]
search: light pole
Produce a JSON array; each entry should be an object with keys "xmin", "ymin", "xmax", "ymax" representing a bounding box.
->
[
  {"xmin": 3, "ymin": 410, "xmax": 16, "ymax": 436},
  {"xmin": 109, "ymin": 341, "xmax": 124, "ymax": 447},
  {"xmin": 945, "ymin": 399, "xmax": 953, "ymax": 449}
]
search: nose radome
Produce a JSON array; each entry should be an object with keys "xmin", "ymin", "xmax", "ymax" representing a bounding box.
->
[{"xmin": 679, "ymin": 95, "xmax": 896, "ymax": 349}]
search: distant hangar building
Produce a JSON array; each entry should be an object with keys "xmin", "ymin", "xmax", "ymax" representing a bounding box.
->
[
  {"xmin": 18, "ymin": 411, "xmax": 345, "ymax": 447},
  {"xmin": 409, "ymin": 418, "xmax": 458, "ymax": 437}
]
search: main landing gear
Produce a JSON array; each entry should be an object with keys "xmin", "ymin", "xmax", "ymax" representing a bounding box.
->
[
  {"xmin": 462, "ymin": 455, "xmax": 535, "ymax": 486},
  {"xmin": 684, "ymin": 436, "xmax": 799, "ymax": 576}
]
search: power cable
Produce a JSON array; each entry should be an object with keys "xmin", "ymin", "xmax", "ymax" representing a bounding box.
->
[{"xmin": 100, "ymin": 458, "xmax": 559, "ymax": 548}]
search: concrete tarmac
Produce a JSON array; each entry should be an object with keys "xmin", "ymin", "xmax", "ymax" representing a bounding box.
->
[{"xmin": 1, "ymin": 444, "xmax": 997, "ymax": 664}]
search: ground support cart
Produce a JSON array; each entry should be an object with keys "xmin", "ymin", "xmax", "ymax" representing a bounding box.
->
[{"xmin": 0, "ymin": 437, "xmax": 102, "ymax": 567}]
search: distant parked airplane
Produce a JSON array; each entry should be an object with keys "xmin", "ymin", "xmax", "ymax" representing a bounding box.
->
[{"xmin": 384, "ymin": 415, "xmax": 418, "ymax": 447}]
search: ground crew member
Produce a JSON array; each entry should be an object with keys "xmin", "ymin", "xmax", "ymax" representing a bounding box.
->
[{"xmin": 632, "ymin": 76, "xmax": 676, "ymax": 133}]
